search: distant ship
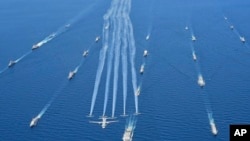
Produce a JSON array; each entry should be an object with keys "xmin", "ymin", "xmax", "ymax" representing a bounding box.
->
[
  {"xmin": 146, "ymin": 35, "xmax": 150, "ymax": 40},
  {"xmin": 83, "ymin": 50, "xmax": 89, "ymax": 57},
  {"xmin": 65, "ymin": 24, "xmax": 71, "ymax": 28},
  {"xmin": 210, "ymin": 122, "xmax": 218, "ymax": 136},
  {"xmin": 68, "ymin": 71, "xmax": 76, "ymax": 80},
  {"xmin": 191, "ymin": 35, "xmax": 196, "ymax": 41},
  {"xmin": 197, "ymin": 75, "xmax": 205, "ymax": 87},
  {"xmin": 8, "ymin": 60, "xmax": 16, "ymax": 68},
  {"xmin": 105, "ymin": 24, "xmax": 109, "ymax": 29},
  {"xmin": 32, "ymin": 44, "xmax": 40, "ymax": 50},
  {"xmin": 185, "ymin": 26, "xmax": 189, "ymax": 30},
  {"xmin": 31, "ymin": 43, "xmax": 41, "ymax": 50},
  {"xmin": 230, "ymin": 25, "xmax": 234, "ymax": 30},
  {"xmin": 192, "ymin": 52, "xmax": 197, "ymax": 61},
  {"xmin": 140, "ymin": 65, "xmax": 144, "ymax": 74},
  {"xmin": 135, "ymin": 86, "xmax": 141, "ymax": 96},
  {"xmin": 95, "ymin": 36, "xmax": 100, "ymax": 43},
  {"xmin": 143, "ymin": 50, "xmax": 148, "ymax": 57},
  {"xmin": 32, "ymin": 42, "xmax": 43, "ymax": 50},
  {"xmin": 240, "ymin": 36, "xmax": 245, "ymax": 43},
  {"xmin": 30, "ymin": 116, "xmax": 40, "ymax": 128},
  {"xmin": 122, "ymin": 127, "xmax": 134, "ymax": 141}
]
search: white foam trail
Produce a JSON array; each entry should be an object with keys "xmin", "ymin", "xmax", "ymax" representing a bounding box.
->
[
  {"xmin": 190, "ymin": 27, "xmax": 194, "ymax": 37},
  {"xmin": 102, "ymin": 2, "xmax": 118, "ymax": 116},
  {"xmin": 200, "ymin": 90, "xmax": 217, "ymax": 135},
  {"xmin": 208, "ymin": 112, "xmax": 218, "ymax": 135},
  {"xmin": 194, "ymin": 58, "xmax": 201, "ymax": 77},
  {"xmin": 90, "ymin": 0, "xmax": 138, "ymax": 117},
  {"xmin": 120, "ymin": 1, "xmax": 128, "ymax": 116},
  {"xmin": 69, "ymin": 57, "xmax": 85, "ymax": 80},
  {"xmin": 202, "ymin": 91, "xmax": 212, "ymax": 114},
  {"xmin": 147, "ymin": 21, "xmax": 152, "ymax": 39},
  {"xmin": 68, "ymin": 2, "xmax": 97, "ymax": 26},
  {"xmin": 0, "ymin": 67, "xmax": 8, "ymax": 74},
  {"xmin": 125, "ymin": 115, "xmax": 137, "ymax": 130},
  {"xmin": 15, "ymin": 51, "xmax": 32, "ymax": 63},
  {"xmin": 51, "ymin": 2, "xmax": 97, "ymax": 39},
  {"xmin": 208, "ymin": 112, "xmax": 214, "ymax": 122},
  {"xmin": 37, "ymin": 103, "xmax": 50, "ymax": 118},
  {"xmin": 0, "ymin": 51, "xmax": 31, "ymax": 73},
  {"xmin": 89, "ymin": 0, "xmax": 116, "ymax": 117},
  {"xmin": 121, "ymin": 14, "xmax": 128, "ymax": 116},
  {"xmin": 52, "ymin": 2, "xmax": 97, "ymax": 37},
  {"xmin": 123, "ymin": 115, "xmax": 136, "ymax": 141},
  {"xmin": 189, "ymin": 25, "xmax": 217, "ymax": 135},
  {"xmin": 190, "ymin": 42, "xmax": 195, "ymax": 52},
  {"xmin": 102, "ymin": 47, "xmax": 114, "ymax": 116},
  {"xmin": 37, "ymin": 81, "xmax": 67, "ymax": 118},
  {"xmin": 33, "ymin": 3, "xmax": 97, "ymax": 50},
  {"xmin": 146, "ymin": 0, "xmax": 154, "ymax": 38},
  {"xmin": 146, "ymin": 25, "xmax": 152, "ymax": 40},
  {"xmin": 233, "ymin": 29, "xmax": 241, "ymax": 38},
  {"xmin": 111, "ymin": 0, "xmax": 123, "ymax": 118},
  {"xmin": 89, "ymin": 44, "xmax": 108, "ymax": 116},
  {"xmin": 223, "ymin": 16, "xmax": 247, "ymax": 44},
  {"xmin": 189, "ymin": 28, "xmax": 203, "ymax": 81},
  {"xmin": 71, "ymin": 36, "xmax": 98, "ymax": 76},
  {"xmin": 2, "ymin": 4, "xmax": 97, "ymax": 75},
  {"xmin": 126, "ymin": 0, "xmax": 139, "ymax": 114},
  {"xmin": 74, "ymin": 65, "xmax": 80, "ymax": 73},
  {"xmin": 79, "ymin": 58, "xmax": 84, "ymax": 66},
  {"xmin": 37, "ymin": 93, "xmax": 59, "ymax": 118}
]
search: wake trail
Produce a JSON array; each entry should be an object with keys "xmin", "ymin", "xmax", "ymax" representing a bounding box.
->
[
  {"xmin": 74, "ymin": 35, "xmax": 103, "ymax": 75},
  {"xmin": 121, "ymin": 6, "xmax": 128, "ymax": 116},
  {"xmin": 123, "ymin": 114, "xmax": 137, "ymax": 141},
  {"xmin": 89, "ymin": 0, "xmax": 117, "ymax": 117},
  {"xmin": 189, "ymin": 24, "xmax": 217, "ymax": 135},
  {"xmin": 102, "ymin": 44, "xmax": 114, "ymax": 116},
  {"xmin": 126, "ymin": 114, "xmax": 137, "ymax": 129},
  {"xmin": 16, "ymin": 51, "xmax": 32, "ymax": 63},
  {"xmin": 188, "ymin": 29, "xmax": 205, "ymax": 86},
  {"xmin": 0, "ymin": 51, "xmax": 32, "ymax": 74},
  {"xmin": 32, "ymin": 2, "xmax": 98, "ymax": 51},
  {"xmin": 89, "ymin": 0, "xmax": 139, "ymax": 118},
  {"xmin": 37, "ymin": 80, "xmax": 68, "ymax": 118},
  {"xmin": 200, "ymin": 90, "xmax": 218, "ymax": 135},
  {"xmin": 0, "ymin": 67, "xmax": 8, "ymax": 74},
  {"xmin": 102, "ymin": 0, "xmax": 119, "ymax": 116},
  {"xmin": 223, "ymin": 16, "xmax": 248, "ymax": 46},
  {"xmin": 111, "ymin": 0, "xmax": 124, "ymax": 118},
  {"xmin": 1, "ymin": 2, "xmax": 98, "ymax": 76},
  {"xmin": 89, "ymin": 40, "xmax": 108, "ymax": 116},
  {"xmin": 50, "ymin": 2, "xmax": 98, "ymax": 38},
  {"xmin": 127, "ymin": 0, "xmax": 139, "ymax": 114}
]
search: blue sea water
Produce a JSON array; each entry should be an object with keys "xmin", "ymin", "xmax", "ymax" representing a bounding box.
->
[{"xmin": 0, "ymin": 0, "xmax": 250, "ymax": 141}]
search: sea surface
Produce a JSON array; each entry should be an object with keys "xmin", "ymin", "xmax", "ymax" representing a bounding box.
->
[{"xmin": 0, "ymin": 0, "xmax": 250, "ymax": 141}]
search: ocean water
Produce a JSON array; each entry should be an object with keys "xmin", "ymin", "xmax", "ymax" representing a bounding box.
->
[{"xmin": 0, "ymin": 0, "xmax": 250, "ymax": 141}]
